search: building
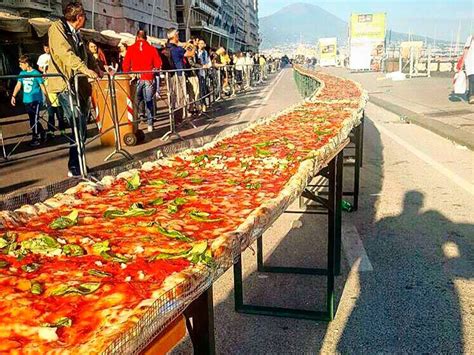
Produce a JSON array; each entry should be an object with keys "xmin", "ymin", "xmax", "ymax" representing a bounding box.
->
[
  {"xmin": 176, "ymin": 0, "xmax": 259, "ymax": 52},
  {"xmin": 0, "ymin": 0, "xmax": 178, "ymax": 37}
]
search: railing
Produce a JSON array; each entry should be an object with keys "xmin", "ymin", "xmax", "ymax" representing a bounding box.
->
[
  {"xmin": 0, "ymin": 61, "xmax": 281, "ymax": 180},
  {"xmin": 293, "ymin": 66, "xmax": 321, "ymax": 100}
]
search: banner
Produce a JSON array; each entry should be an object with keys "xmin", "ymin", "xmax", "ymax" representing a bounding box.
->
[
  {"xmin": 318, "ymin": 38, "xmax": 337, "ymax": 67},
  {"xmin": 349, "ymin": 13, "xmax": 386, "ymax": 71}
]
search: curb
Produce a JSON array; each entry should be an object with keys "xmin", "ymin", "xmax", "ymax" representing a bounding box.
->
[{"xmin": 369, "ymin": 96, "xmax": 474, "ymax": 150}]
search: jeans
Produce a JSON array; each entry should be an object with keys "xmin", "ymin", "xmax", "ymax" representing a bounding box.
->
[
  {"xmin": 47, "ymin": 106, "xmax": 66, "ymax": 131},
  {"xmin": 58, "ymin": 91, "xmax": 88, "ymax": 170},
  {"xmin": 198, "ymin": 75, "xmax": 208, "ymax": 105},
  {"xmin": 468, "ymin": 74, "xmax": 474, "ymax": 100},
  {"xmin": 136, "ymin": 80, "xmax": 155, "ymax": 125},
  {"xmin": 25, "ymin": 101, "xmax": 44, "ymax": 140}
]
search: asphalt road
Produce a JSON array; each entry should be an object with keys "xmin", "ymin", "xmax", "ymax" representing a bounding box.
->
[{"xmin": 172, "ymin": 69, "xmax": 473, "ymax": 354}]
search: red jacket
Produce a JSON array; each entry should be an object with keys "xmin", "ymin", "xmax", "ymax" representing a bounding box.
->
[{"xmin": 122, "ymin": 39, "xmax": 162, "ymax": 80}]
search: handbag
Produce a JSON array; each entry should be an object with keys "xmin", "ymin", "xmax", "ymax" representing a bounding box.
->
[{"xmin": 453, "ymin": 71, "xmax": 467, "ymax": 94}]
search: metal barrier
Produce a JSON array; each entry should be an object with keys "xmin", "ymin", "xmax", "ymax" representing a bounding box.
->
[
  {"xmin": 1, "ymin": 63, "xmax": 279, "ymax": 184},
  {"xmin": 0, "ymin": 72, "xmax": 86, "ymax": 176},
  {"xmin": 293, "ymin": 68, "xmax": 321, "ymax": 99}
]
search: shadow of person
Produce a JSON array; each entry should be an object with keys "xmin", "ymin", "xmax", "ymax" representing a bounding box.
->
[{"xmin": 338, "ymin": 190, "xmax": 473, "ymax": 353}]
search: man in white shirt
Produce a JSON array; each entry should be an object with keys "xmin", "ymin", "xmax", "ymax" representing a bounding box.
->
[
  {"xmin": 463, "ymin": 35, "xmax": 474, "ymax": 104},
  {"xmin": 37, "ymin": 44, "xmax": 51, "ymax": 73}
]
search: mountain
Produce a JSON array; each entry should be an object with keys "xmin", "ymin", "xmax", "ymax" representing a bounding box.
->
[
  {"xmin": 259, "ymin": 3, "xmax": 347, "ymax": 49},
  {"xmin": 259, "ymin": 2, "xmax": 448, "ymax": 49}
]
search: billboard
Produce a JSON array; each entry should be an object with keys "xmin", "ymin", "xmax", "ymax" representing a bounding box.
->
[
  {"xmin": 318, "ymin": 37, "xmax": 337, "ymax": 67},
  {"xmin": 349, "ymin": 13, "xmax": 386, "ymax": 71}
]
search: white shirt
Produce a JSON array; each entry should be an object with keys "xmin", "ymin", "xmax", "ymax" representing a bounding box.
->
[
  {"xmin": 235, "ymin": 57, "xmax": 246, "ymax": 71},
  {"xmin": 37, "ymin": 53, "xmax": 51, "ymax": 72},
  {"xmin": 464, "ymin": 35, "xmax": 474, "ymax": 76}
]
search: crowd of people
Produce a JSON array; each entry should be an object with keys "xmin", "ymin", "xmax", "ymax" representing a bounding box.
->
[{"xmin": 9, "ymin": 2, "xmax": 280, "ymax": 177}]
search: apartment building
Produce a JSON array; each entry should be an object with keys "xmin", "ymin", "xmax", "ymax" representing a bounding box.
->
[
  {"xmin": 176, "ymin": 0, "xmax": 259, "ymax": 52},
  {"xmin": 0, "ymin": 0, "xmax": 177, "ymax": 37}
]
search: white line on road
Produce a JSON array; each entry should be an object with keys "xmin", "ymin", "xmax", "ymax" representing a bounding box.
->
[
  {"xmin": 237, "ymin": 69, "xmax": 286, "ymax": 123},
  {"xmin": 342, "ymin": 222, "xmax": 374, "ymax": 272},
  {"xmin": 373, "ymin": 119, "xmax": 474, "ymax": 196}
]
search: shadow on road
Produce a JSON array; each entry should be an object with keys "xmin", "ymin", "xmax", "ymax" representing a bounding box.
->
[{"xmin": 205, "ymin": 115, "xmax": 472, "ymax": 353}]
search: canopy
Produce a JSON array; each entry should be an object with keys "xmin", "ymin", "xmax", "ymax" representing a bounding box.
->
[{"xmin": 0, "ymin": 12, "xmax": 30, "ymax": 33}]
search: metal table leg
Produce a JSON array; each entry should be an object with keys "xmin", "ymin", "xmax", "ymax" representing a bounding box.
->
[
  {"xmin": 184, "ymin": 286, "xmax": 215, "ymax": 355},
  {"xmin": 232, "ymin": 152, "xmax": 342, "ymax": 322}
]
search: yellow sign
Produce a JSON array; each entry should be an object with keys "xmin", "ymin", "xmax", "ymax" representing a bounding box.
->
[
  {"xmin": 319, "ymin": 38, "xmax": 337, "ymax": 66},
  {"xmin": 350, "ymin": 13, "xmax": 386, "ymax": 40}
]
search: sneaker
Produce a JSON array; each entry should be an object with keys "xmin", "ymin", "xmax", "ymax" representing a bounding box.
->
[
  {"xmin": 67, "ymin": 167, "xmax": 81, "ymax": 177},
  {"xmin": 147, "ymin": 125, "xmax": 153, "ymax": 133},
  {"xmin": 60, "ymin": 130, "xmax": 67, "ymax": 136},
  {"xmin": 29, "ymin": 140, "xmax": 41, "ymax": 147}
]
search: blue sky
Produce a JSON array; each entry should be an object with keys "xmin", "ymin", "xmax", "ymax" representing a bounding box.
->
[{"xmin": 259, "ymin": 0, "xmax": 474, "ymax": 41}]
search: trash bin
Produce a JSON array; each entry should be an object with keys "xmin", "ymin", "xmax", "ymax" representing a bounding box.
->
[{"xmin": 91, "ymin": 75, "xmax": 143, "ymax": 147}]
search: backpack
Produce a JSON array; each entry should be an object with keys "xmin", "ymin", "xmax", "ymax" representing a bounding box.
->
[{"xmin": 159, "ymin": 45, "xmax": 176, "ymax": 71}]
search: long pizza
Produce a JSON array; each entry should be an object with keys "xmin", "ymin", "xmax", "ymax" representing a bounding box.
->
[{"xmin": 0, "ymin": 69, "xmax": 367, "ymax": 353}]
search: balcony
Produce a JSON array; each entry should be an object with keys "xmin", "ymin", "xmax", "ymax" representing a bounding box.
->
[{"xmin": 192, "ymin": 0, "xmax": 218, "ymax": 18}]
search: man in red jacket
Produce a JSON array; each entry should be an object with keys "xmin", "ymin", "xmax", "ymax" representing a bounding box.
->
[{"xmin": 123, "ymin": 30, "xmax": 162, "ymax": 132}]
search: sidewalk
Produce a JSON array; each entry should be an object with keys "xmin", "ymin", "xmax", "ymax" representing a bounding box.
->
[
  {"xmin": 322, "ymin": 67, "xmax": 474, "ymax": 149},
  {"xmin": 0, "ymin": 68, "xmax": 301, "ymax": 197}
]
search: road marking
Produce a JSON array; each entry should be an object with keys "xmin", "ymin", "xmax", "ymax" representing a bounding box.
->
[
  {"xmin": 342, "ymin": 222, "xmax": 373, "ymax": 272},
  {"xmin": 237, "ymin": 69, "xmax": 287, "ymax": 123},
  {"xmin": 373, "ymin": 119, "xmax": 474, "ymax": 196}
]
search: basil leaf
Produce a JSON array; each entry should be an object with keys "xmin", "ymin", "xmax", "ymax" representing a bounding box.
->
[
  {"xmin": 92, "ymin": 241, "xmax": 110, "ymax": 255},
  {"xmin": 149, "ymin": 179, "xmax": 167, "ymax": 186},
  {"xmin": 184, "ymin": 189, "xmax": 197, "ymax": 196},
  {"xmin": 42, "ymin": 317, "xmax": 72, "ymax": 328},
  {"xmin": 104, "ymin": 204, "xmax": 156, "ymax": 219},
  {"xmin": 172, "ymin": 197, "xmax": 187, "ymax": 206},
  {"xmin": 103, "ymin": 209, "xmax": 125, "ymax": 219},
  {"xmin": 226, "ymin": 179, "xmax": 239, "ymax": 186},
  {"xmin": 126, "ymin": 173, "xmax": 141, "ymax": 191},
  {"xmin": 49, "ymin": 210, "xmax": 79, "ymax": 230},
  {"xmin": 167, "ymin": 204, "xmax": 179, "ymax": 214},
  {"xmin": 175, "ymin": 171, "xmax": 189, "ymax": 178},
  {"xmin": 253, "ymin": 141, "xmax": 274, "ymax": 148},
  {"xmin": 0, "ymin": 260, "xmax": 10, "ymax": 268},
  {"xmin": 193, "ymin": 154, "xmax": 209, "ymax": 164},
  {"xmin": 150, "ymin": 197, "xmax": 165, "ymax": 206},
  {"xmin": 156, "ymin": 225, "xmax": 194, "ymax": 242},
  {"xmin": 255, "ymin": 148, "xmax": 272, "ymax": 157},
  {"xmin": 101, "ymin": 251, "xmax": 130, "ymax": 263},
  {"xmin": 151, "ymin": 251, "xmax": 189, "ymax": 261},
  {"xmin": 30, "ymin": 281, "xmax": 43, "ymax": 295},
  {"xmin": 246, "ymin": 182, "xmax": 262, "ymax": 190},
  {"xmin": 313, "ymin": 128, "xmax": 332, "ymax": 136},
  {"xmin": 62, "ymin": 244, "xmax": 85, "ymax": 257},
  {"xmin": 50, "ymin": 282, "xmax": 101, "ymax": 296},
  {"xmin": 20, "ymin": 235, "xmax": 62, "ymax": 256},
  {"xmin": 189, "ymin": 240, "xmax": 208, "ymax": 255},
  {"xmin": 88, "ymin": 269, "xmax": 112, "ymax": 278},
  {"xmin": 190, "ymin": 177, "xmax": 204, "ymax": 184},
  {"xmin": 0, "ymin": 238, "xmax": 8, "ymax": 249},
  {"xmin": 21, "ymin": 262, "xmax": 40, "ymax": 273},
  {"xmin": 189, "ymin": 210, "xmax": 223, "ymax": 223}
]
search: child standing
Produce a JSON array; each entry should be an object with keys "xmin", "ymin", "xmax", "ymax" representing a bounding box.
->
[{"xmin": 11, "ymin": 55, "xmax": 49, "ymax": 147}]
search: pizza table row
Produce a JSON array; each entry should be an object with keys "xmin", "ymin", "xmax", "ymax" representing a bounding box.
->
[{"xmin": 0, "ymin": 68, "xmax": 367, "ymax": 354}]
